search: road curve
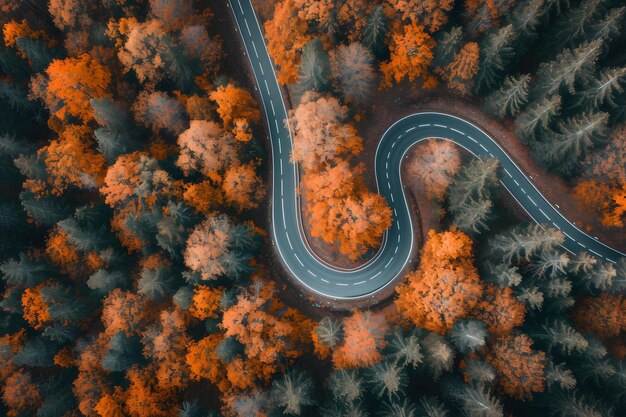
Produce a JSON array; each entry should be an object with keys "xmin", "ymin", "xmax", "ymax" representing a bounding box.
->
[{"xmin": 229, "ymin": 0, "xmax": 626, "ymax": 299}]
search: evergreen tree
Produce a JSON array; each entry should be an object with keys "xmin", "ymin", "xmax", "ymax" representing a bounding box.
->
[
  {"xmin": 447, "ymin": 382, "xmax": 503, "ymax": 417},
  {"xmin": 449, "ymin": 320, "xmax": 488, "ymax": 354},
  {"xmin": 464, "ymin": 358, "xmax": 496, "ymax": 384},
  {"xmin": 90, "ymin": 98, "xmax": 132, "ymax": 133},
  {"xmin": 535, "ymin": 111, "xmax": 608, "ymax": 175},
  {"xmin": 476, "ymin": 25, "xmax": 517, "ymax": 93},
  {"xmin": 491, "ymin": 223, "xmax": 564, "ymax": 264},
  {"xmin": 484, "ymin": 74, "xmax": 530, "ymax": 120},
  {"xmin": 369, "ymin": 361, "xmax": 407, "ymax": 400},
  {"xmin": 535, "ymin": 39, "xmax": 603, "ymax": 96},
  {"xmin": 362, "ymin": 5, "xmax": 387, "ymax": 58},
  {"xmin": 511, "ymin": 0, "xmax": 547, "ymax": 41},
  {"xmin": 271, "ymin": 370, "xmax": 315, "ymax": 415},
  {"xmin": 575, "ymin": 66, "xmax": 626, "ymax": 111},
  {"xmin": 297, "ymin": 38, "xmax": 331, "ymax": 93},
  {"xmin": 102, "ymin": 331, "xmax": 143, "ymax": 372},
  {"xmin": 432, "ymin": 26, "xmax": 464, "ymax": 69},
  {"xmin": 378, "ymin": 398, "xmax": 418, "ymax": 417},
  {"xmin": 515, "ymin": 95, "xmax": 562, "ymax": 144},
  {"xmin": 534, "ymin": 320, "xmax": 589, "ymax": 355},
  {"xmin": 316, "ymin": 316, "xmax": 343, "ymax": 348},
  {"xmin": 215, "ymin": 336, "xmax": 244, "ymax": 364},
  {"xmin": 137, "ymin": 267, "xmax": 172, "ymax": 301},
  {"xmin": 327, "ymin": 369, "xmax": 362, "ymax": 405},
  {"xmin": 386, "ymin": 331, "xmax": 423, "ymax": 368},
  {"xmin": 545, "ymin": 360, "xmax": 577, "ymax": 390},
  {"xmin": 1, "ymin": 252, "xmax": 48, "ymax": 287},
  {"xmin": 416, "ymin": 396, "xmax": 450, "ymax": 417},
  {"xmin": 547, "ymin": 0, "xmax": 605, "ymax": 51},
  {"xmin": 15, "ymin": 37, "xmax": 55, "ymax": 72}
]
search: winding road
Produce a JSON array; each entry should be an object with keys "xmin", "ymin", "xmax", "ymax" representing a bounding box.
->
[{"xmin": 229, "ymin": 0, "xmax": 625, "ymax": 299}]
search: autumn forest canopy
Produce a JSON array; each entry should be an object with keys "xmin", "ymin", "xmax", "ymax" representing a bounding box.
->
[{"xmin": 1, "ymin": 0, "xmax": 626, "ymax": 416}]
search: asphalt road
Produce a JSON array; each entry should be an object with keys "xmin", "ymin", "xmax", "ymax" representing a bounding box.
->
[{"xmin": 229, "ymin": 0, "xmax": 625, "ymax": 299}]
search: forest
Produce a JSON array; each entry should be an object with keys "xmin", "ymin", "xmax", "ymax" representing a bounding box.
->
[{"xmin": 0, "ymin": 0, "xmax": 625, "ymax": 417}]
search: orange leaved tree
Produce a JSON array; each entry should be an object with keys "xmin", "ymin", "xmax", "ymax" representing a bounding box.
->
[
  {"xmin": 380, "ymin": 23, "xmax": 436, "ymax": 89},
  {"xmin": 437, "ymin": 42, "xmax": 480, "ymax": 95},
  {"xmin": 332, "ymin": 311, "xmax": 388, "ymax": 368},
  {"xmin": 386, "ymin": 0, "xmax": 454, "ymax": 32},
  {"xmin": 36, "ymin": 54, "xmax": 112, "ymax": 124},
  {"xmin": 289, "ymin": 92, "xmax": 363, "ymax": 172},
  {"xmin": 264, "ymin": 0, "xmax": 310, "ymax": 84},
  {"xmin": 472, "ymin": 284, "xmax": 526, "ymax": 336},
  {"xmin": 209, "ymin": 84, "xmax": 260, "ymax": 130},
  {"xmin": 302, "ymin": 161, "xmax": 391, "ymax": 260},
  {"xmin": 486, "ymin": 334, "xmax": 546, "ymax": 400},
  {"xmin": 396, "ymin": 228, "xmax": 483, "ymax": 334}
]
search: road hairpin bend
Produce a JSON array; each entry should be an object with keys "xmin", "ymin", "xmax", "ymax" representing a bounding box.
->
[{"xmin": 230, "ymin": 0, "xmax": 625, "ymax": 299}]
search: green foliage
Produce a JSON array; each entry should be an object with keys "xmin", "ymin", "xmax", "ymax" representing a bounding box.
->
[
  {"xmin": 362, "ymin": 5, "xmax": 387, "ymax": 58},
  {"xmin": 449, "ymin": 320, "xmax": 488, "ymax": 354},
  {"xmin": 297, "ymin": 38, "xmax": 331, "ymax": 93},
  {"xmin": 432, "ymin": 26, "xmax": 463, "ymax": 69},
  {"xmin": 271, "ymin": 369, "xmax": 315, "ymax": 415},
  {"xmin": 102, "ymin": 331, "xmax": 144, "ymax": 372},
  {"xmin": 476, "ymin": 25, "xmax": 517, "ymax": 93},
  {"xmin": 484, "ymin": 74, "xmax": 530, "ymax": 120},
  {"xmin": 1, "ymin": 252, "xmax": 48, "ymax": 287}
]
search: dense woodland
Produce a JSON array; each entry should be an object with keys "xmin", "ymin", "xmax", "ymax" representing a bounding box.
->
[{"xmin": 0, "ymin": 0, "xmax": 625, "ymax": 416}]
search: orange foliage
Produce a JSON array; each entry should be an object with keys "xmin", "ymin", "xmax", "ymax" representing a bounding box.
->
[
  {"xmin": 486, "ymin": 334, "xmax": 546, "ymax": 400},
  {"xmin": 183, "ymin": 215, "xmax": 231, "ymax": 280},
  {"xmin": 54, "ymin": 346, "xmax": 75, "ymax": 368},
  {"xmin": 233, "ymin": 118, "xmax": 253, "ymax": 142},
  {"xmin": 183, "ymin": 180, "xmax": 224, "ymax": 212},
  {"xmin": 311, "ymin": 329, "xmax": 332, "ymax": 360},
  {"xmin": 143, "ymin": 309, "xmax": 191, "ymax": 390},
  {"xmin": 149, "ymin": 0, "xmax": 194, "ymax": 29},
  {"xmin": 437, "ymin": 42, "xmax": 480, "ymax": 95},
  {"xmin": 124, "ymin": 365, "xmax": 176, "ymax": 417},
  {"xmin": 386, "ymin": 0, "xmax": 454, "ymax": 32},
  {"xmin": 2, "ymin": 370, "xmax": 43, "ymax": 417},
  {"xmin": 472, "ymin": 284, "xmax": 526, "ymax": 336},
  {"xmin": 189, "ymin": 285, "xmax": 224, "ymax": 320},
  {"xmin": 101, "ymin": 289, "xmax": 148, "ymax": 336},
  {"xmin": 176, "ymin": 120, "xmax": 238, "ymax": 179},
  {"xmin": 21, "ymin": 285, "xmax": 51, "ymax": 330},
  {"xmin": 113, "ymin": 19, "xmax": 169, "ymax": 85},
  {"xmin": 39, "ymin": 54, "xmax": 112, "ymax": 123},
  {"xmin": 49, "ymin": 0, "xmax": 90, "ymax": 31},
  {"xmin": 223, "ymin": 163, "xmax": 266, "ymax": 212},
  {"xmin": 333, "ymin": 311, "xmax": 388, "ymax": 368},
  {"xmin": 0, "ymin": 330, "xmax": 25, "ymax": 380},
  {"xmin": 302, "ymin": 161, "xmax": 392, "ymax": 260},
  {"xmin": 337, "ymin": 0, "xmax": 372, "ymax": 39},
  {"xmin": 573, "ymin": 293, "xmax": 626, "ymax": 339},
  {"xmin": 221, "ymin": 278, "xmax": 310, "ymax": 383},
  {"xmin": 575, "ymin": 124, "xmax": 626, "ymax": 227},
  {"xmin": 41, "ymin": 125, "xmax": 107, "ymax": 194},
  {"xmin": 289, "ymin": 92, "xmax": 363, "ymax": 172},
  {"xmin": 2, "ymin": 19, "xmax": 47, "ymax": 47},
  {"xmin": 380, "ymin": 23, "xmax": 436, "ymax": 89},
  {"xmin": 407, "ymin": 139, "xmax": 461, "ymax": 200},
  {"xmin": 95, "ymin": 393, "xmax": 125, "ymax": 417},
  {"xmin": 45, "ymin": 227, "xmax": 79, "ymax": 273},
  {"xmin": 264, "ymin": 0, "xmax": 311, "ymax": 84},
  {"xmin": 101, "ymin": 152, "xmax": 181, "ymax": 209},
  {"xmin": 209, "ymin": 84, "xmax": 260, "ymax": 129},
  {"xmin": 185, "ymin": 334, "xmax": 230, "ymax": 392},
  {"xmin": 396, "ymin": 228, "xmax": 483, "ymax": 334}
]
